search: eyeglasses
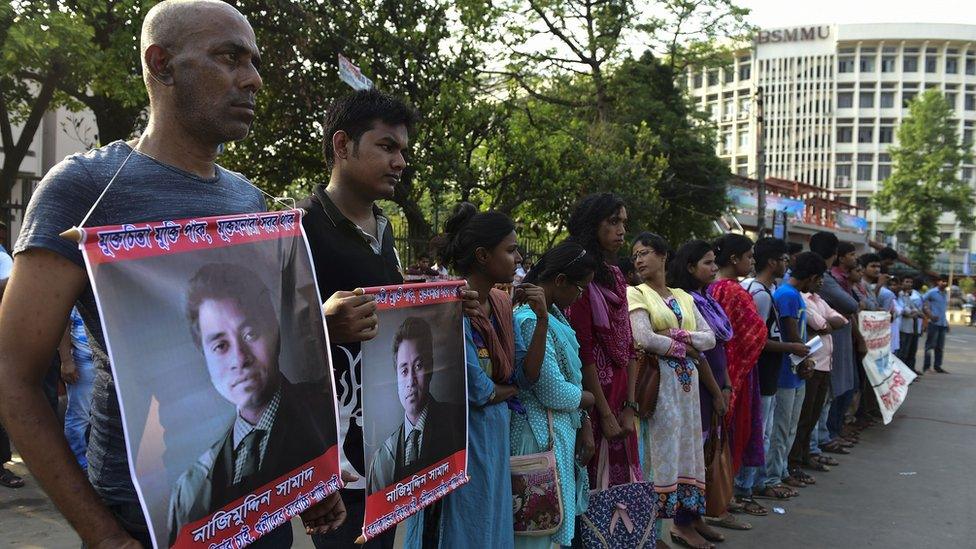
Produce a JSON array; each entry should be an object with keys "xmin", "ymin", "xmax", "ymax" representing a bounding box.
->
[{"xmin": 632, "ymin": 248, "xmax": 666, "ymax": 262}]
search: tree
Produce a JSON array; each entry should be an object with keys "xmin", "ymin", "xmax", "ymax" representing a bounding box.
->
[
  {"xmin": 875, "ymin": 90, "xmax": 975, "ymax": 271},
  {"xmin": 1, "ymin": 1, "xmax": 150, "ymax": 203}
]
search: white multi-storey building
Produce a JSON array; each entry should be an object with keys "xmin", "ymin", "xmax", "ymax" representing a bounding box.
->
[{"xmin": 687, "ymin": 23, "xmax": 976, "ymax": 255}]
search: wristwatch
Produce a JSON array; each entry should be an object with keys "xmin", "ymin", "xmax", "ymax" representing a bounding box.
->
[{"xmin": 622, "ymin": 400, "xmax": 640, "ymax": 414}]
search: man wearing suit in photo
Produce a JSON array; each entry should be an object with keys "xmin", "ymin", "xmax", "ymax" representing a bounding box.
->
[
  {"xmin": 366, "ymin": 317, "xmax": 464, "ymax": 494},
  {"xmin": 168, "ymin": 263, "xmax": 335, "ymax": 545}
]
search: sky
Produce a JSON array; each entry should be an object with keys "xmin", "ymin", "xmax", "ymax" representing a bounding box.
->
[{"xmin": 737, "ymin": 0, "xmax": 976, "ymax": 27}]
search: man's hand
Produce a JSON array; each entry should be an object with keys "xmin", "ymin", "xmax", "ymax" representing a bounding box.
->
[
  {"xmin": 301, "ymin": 471, "xmax": 358, "ymax": 535},
  {"xmin": 323, "ymin": 289, "xmax": 377, "ymax": 344},
  {"xmin": 60, "ymin": 358, "xmax": 79, "ymax": 385},
  {"xmin": 514, "ymin": 283, "xmax": 548, "ymax": 319},
  {"xmin": 789, "ymin": 342, "xmax": 811, "ymax": 357},
  {"xmin": 460, "ymin": 285, "xmax": 480, "ymax": 318}
]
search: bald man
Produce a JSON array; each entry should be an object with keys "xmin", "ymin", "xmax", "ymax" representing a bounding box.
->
[{"xmin": 0, "ymin": 1, "xmax": 345, "ymax": 547}]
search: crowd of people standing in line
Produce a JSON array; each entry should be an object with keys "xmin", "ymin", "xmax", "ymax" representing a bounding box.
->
[{"xmin": 0, "ymin": 2, "xmax": 956, "ymax": 548}]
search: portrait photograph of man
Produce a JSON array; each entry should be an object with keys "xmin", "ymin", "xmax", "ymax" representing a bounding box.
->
[
  {"xmin": 365, "ymin": 316, "xmax": 465, "ymax": 495},
  {"xmin": 167, "ymin": 263, "xmax": 336, "ymax": 544},
  {"xmin": 83, "ymin": 228, "xmax": 340, "ymax": 548}
]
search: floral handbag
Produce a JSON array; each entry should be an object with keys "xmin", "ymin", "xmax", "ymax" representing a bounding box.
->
[{"xmin": 511, "ymin": 411, "xmax": 563, "ymax": 536}]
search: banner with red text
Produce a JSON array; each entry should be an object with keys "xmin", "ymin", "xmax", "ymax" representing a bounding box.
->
[
  {"xmin": 78, "ymin": 210, "xmax": 343, "ymax": 548},
  {"xmin": 358, "ymin": 282, "xmax": 469, "ymax": 540},
  {"xmin": 858, "ymin": 311, "xmax": 917, "ymax": 424}
]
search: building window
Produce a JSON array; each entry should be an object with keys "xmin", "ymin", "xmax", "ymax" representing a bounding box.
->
[
  {"xmin": 925, "ymin": 54, "xmax": 938, "ymax": 73},
  {"xmin": 881, "ymin": 55, "xmax": 896, "ymax": 72},
  {"xmin": 964, "ymin": 128, "xmax": 974, "ymax": 145},
  {"xmin": 960, "ymin": 233, "xmax": 971, "ymax": 249},
  {"xmin": 738, "ymin": 97, "xmax": 750, "ymax": 118},
  {"xmin": 859, "ymin": 91, "xmax": 874, "ymax": 108},
  {"xmin": 707, "ymin": 69, "xmax": 719, "ymax": 86},
  {"xmin": 967, "ymin": 56, "xmax": 976, "ymax": 75},
  {"xmin": 838, "ymin": 92, "xmax": 853, "ymax": 108},
  {"xmin": 723, "ymin": 98, "xmax": 734, "ymax": 121},
  {"xmin": 737, "ymin": 129, "xmax": 749, "ymax": 148},
  {"xmin": 837, "ymin": 126, "xmax": 853, "ymax": 143},
  {"xmin": 903, "ymin": 91, "xmax": 917, "ymax": 108},
  {"xmin": 878, "ymin": 164, "xmax": 892, "ymax": 180},
  {"xmin": 946, "ymin": 57, "xmax": 959, "ymax": 74},
  {"xmin": 880, "ymin": 91, "xmax": 895, "ymax": 108},
  {"xmin": 903, "ymin": 55, "xmax": 919, "ymax": 72},
  {"xmin": 963, "ymin": 167, "xmax": 974, "ymax": 182},
  {"xmin": 946, "ymin": 92, "xmax": 957, "ymax": 108},
  {"xmin": 856, "ymin": 197, "xmax": 870, "ymax": 210},
  {"xmin": 858, "ymin": 127, "xmax": 874, "ymax": 143},
  {"xmin": 879, "ymin": 125, "xmax": 895, "ymax": 143},
  {"xmin": 693, "ymin": 73, "xmax": 703, "ymax": 88},
  {"xmin": 739, "ymin": 64, "xmax": 751, "ymax": 80},
  {"xmin": 838, "ymin": 56, "xmax": 855, "ymax": 73},
  {"xmin": 736, "ymin": 156, "xmax": 748, "ymax": 177},
  {"xmin": 859, "ymin": 55, "xmax": 875, "ymax": 72},
  {"xmin": 723, "ymin": 131, "xmax": 733, "ymax": 152},
  {"xmin": 966, "ymin": 93, "xmax": 976, "ymax": 111},
  {"xmin": 857, "ymin": 164, "xmax": 873, "ymax": 181}
]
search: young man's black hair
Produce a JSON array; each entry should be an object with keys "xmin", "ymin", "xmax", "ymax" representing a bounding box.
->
[
  {"xmin": 809, "ymin": 231, "xmax": 839, "ymax": 261},
  {"xmin": 857, "ymin": 253, "xmax": 881, "ymax": 268},
  {"xmin": 879, "ymin": 247, "xmax": 898, "ymax": 263},
  {"xmin": 754, "ymin": 237, "xmax": 788, "ymax": 274},
  {"xmin": 792, "ymin": 251, "xmax": 828, "ymax": 281},
  {"xmin": 321, "ymin": 88, "xmax": 418, "ymax": 168},
  {"xmin": 786, "ymin": 242, "xmax": 803, "ymax": 256}
]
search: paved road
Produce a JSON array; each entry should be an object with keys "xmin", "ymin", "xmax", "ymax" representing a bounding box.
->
[{"xmin": 3, "ymin": 327, "xmax": 975, "ymax": 548}]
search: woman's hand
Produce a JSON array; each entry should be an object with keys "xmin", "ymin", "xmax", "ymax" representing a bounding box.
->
[
  {"xmin": 599, "ymin": 410, "xmax": 624, "ymax": 440},
  {"xmin": 575, "ymin": 418, "xmax": 596, "ymax": 465},
  {"xmin": 713, "ymin": 393, "xmax": 728, "ymax": 417},
  {"xmin": 616, "ymin": 406, "xmax": 636, "ymax": 437},
  {"xmin": 579, "ymin": 390, "xmax": 595, "ymax": 410}
]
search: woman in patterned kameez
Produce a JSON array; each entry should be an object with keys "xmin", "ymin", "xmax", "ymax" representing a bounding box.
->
[
  {"xmin": 511, "ymin": 241, "xmax": 599, "ymax": 548},
  {"xmin": 628, "ymin": 232, "xmax": 718, "ymax": 549}
]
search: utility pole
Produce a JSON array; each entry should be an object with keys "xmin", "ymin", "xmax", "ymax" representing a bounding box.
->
[{"xmin": 755, "ymin": 86, "xmax": 767, "ymax": 236}]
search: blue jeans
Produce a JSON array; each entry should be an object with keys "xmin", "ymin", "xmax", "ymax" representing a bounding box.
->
[
  {"xmin": 764, "ymin": 385, "xmax": 805, "ymax": 487},
  {"xmin": 64, "ymin": 359, "xmax": 96, "ymax": 469},
  {"xmin": 809, "ymin": 394, "xmax": 832, "ymax": 455},
  {"xmin": 923, "ymin": 325, "xmax": 947, "ymax": 371}
]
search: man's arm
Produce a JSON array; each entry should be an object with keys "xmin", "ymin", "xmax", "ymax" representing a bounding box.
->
[{"xmin": 0, "ymin": 249, "xmax": 135, "ymax": 547}]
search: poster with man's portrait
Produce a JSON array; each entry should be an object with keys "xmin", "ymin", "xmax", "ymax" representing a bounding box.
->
[
  {"xmin": 77, "ymin": 211, "xmax": 342, "ymax": 548},
  {"xmin": 359, "ymin": 282, "xmax": 469, "ymax": 540}
]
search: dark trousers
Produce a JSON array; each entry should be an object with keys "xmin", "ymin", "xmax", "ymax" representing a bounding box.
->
[
  {"xmin": 312, "ymin": 488, "xmax": 395, "ymax": 549},
  {"xmin": 923, "ymin": 325, "xmax": 947, "ymax": 371},
  {"xmin": 789, "ymin": 371, "xmax": 830, "ymax": 467},
  {"xmin": 0, "ymin": 423, "xmax": 10, "ymax": 464},
  {"xmin": 897, "ymin": 332, "xmax": 919, "ymax": 370},
  {"xmin": 827, "ymin": 388, "xmax": 855, "ymax": 441}
]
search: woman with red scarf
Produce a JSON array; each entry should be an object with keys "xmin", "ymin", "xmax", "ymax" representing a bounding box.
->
[
  {"xmin": 707, "ymin": 234, "xmax": 768, "ymax": 515},
  {"xmin": 565, "ymin": 193, "xmax": 642, "ymax": 487}
]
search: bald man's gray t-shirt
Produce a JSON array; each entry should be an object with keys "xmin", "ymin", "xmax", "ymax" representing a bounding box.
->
[{"xmin": 15, "ymin": 141, "xmax": 265, "ymax": 504}]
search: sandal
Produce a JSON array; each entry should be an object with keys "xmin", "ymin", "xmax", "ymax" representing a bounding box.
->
[
  {"xmin": 705, "ymin": 514, "xmax": 752, "ymax": 530},
  {"xmin": 801, "ymin": 459, "xmax": 830, "ymax": 472},
  {"xmin": 791, "ymin": 469, "xmax": 817, "ymax": 485},
  {"xmin": 693, "ymin": 523, "xmax": 725, "ymax": 543},
  {"xmin": 753, "ymin": 485, "xmax": 792, "ymax": 500},
  {"xmin": 726, "ymin": 498, "xmax": 744, "ymax": 513},
  {"xmin": 669, "ymin": 532, "xmax": 714, "ymax": 549},
  {"xmin": 782, "ymin": 475, "xmax": 806, "ymax": 488},
  {"xmin": 815, "ymin": 455, "xmax": 839, "ymax": 466},
  {"xmin": 0, "ymin": 467, "xmax": 24, "ymax": 489},
  {"xmin": 822, "ymin": 442, "xmax": 851, "ymax": 455},
  {"xmin": 733, "ymin": 496, "xmax": 768, "ymax": 516}
]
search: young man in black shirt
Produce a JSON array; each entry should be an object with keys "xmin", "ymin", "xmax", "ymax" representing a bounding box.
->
[{"xmin": 298, "ymin": 89, "xmax": 412, "ymax": 548}]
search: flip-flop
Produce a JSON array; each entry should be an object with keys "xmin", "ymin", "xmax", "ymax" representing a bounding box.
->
[
  {"xmin": 693, "ymin": 523, "xmax": 725, "ymax": 543},
  {"xmin": 801, "ymin": 460, "xmax": 830, "ymax": 472},
  {"xmin": 733, "ymin": 496, "xmax": 768, "ymax": 516},
  {"xmin": 782, "ymin": 476, "xmax": 806, "ymax": 488},
  {"xmin": 0, "ymin": 468, "xmax": 24, "ymax": 489},
  {"xmin": 823, "ymin": 443, "xmax": 851, "ymax": 455},
  {"xmin": 791, "ymin": 470, "xmax": 817, "ymax": 485},
  {"xmin": 753, "ymin": 485, "xmax": 791, "ymax": 500},
  {"xmin": 705, "ymin": 514, "xmax": 753, "ymax": 530},
  {"xmin": 670, "ymin": 531, "xmax": 714, "ymax": 549},
  {"xmin": 815, "ymin": 455, "xmax": 840, "ymax": 466}
]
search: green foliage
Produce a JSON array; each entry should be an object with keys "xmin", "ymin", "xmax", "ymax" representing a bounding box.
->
[{"xmin": 874, "ymin": 90, "xmax": 975, "ymax": 271}]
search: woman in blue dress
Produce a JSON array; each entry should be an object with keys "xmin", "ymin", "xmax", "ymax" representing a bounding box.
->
[
  {"xmin": 511, "ymin": 240, "xmax": 599, "ymax": 548},
  {"xmin": 412, "ymin": 203, "xmax": 548, "ymax": 548}
]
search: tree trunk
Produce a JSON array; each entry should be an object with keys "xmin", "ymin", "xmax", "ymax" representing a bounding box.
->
[
  {"xmin": 391, "ymin": 169, "xmax": 433, "ymax": 262},
  {"xmin": 90, "ymin": 97, "xmax": 143, "ymax": 144},
  {"xmin": 0, "ymin": 65, "xmax": 64, "ymax": 200}
]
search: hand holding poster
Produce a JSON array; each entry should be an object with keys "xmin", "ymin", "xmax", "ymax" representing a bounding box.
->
[
  {"xmin": 358, "ymin": 282, "xmax": 469, "ymax": 540},
  {"xmin": 858, "ymin": 311, "xmax": 917, "ymax": 424},
  {"xmin": 76, "ymin": 210, "xmax": 343, "ymax": 548}
]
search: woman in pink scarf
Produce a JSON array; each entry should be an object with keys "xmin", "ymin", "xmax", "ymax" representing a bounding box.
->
[{"xmin": 565, "ymin": 193, "xmax": 642, "ymax": 487}]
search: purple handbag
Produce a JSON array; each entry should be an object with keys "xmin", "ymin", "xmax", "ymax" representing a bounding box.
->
[{"xmin": 578, "ymin": 441, "xmax": 658, "ymax": 548}]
